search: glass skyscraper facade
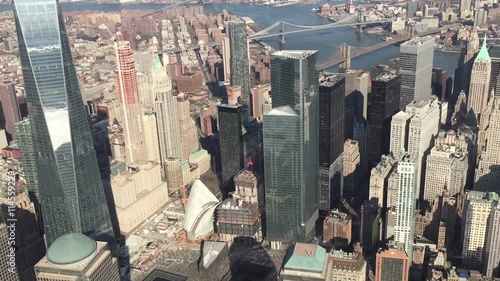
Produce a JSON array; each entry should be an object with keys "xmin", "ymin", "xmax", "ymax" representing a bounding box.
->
[
  {"xmin": 264, "ymin": 51, "xmax": 319, "ymax": 246},
  {"xmin": 13, "ymin": 0, "xmax": 114, "ymax": 246},
  {"xmin": 227, "ymin": 21, "xmax": 250, "ymax": 102}
]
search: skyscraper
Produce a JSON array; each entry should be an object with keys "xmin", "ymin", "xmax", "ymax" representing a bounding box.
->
[
  {"xmin": 476, "ymin": 96, "xmax": 500, "ymax": 191},
  {"xmin": 375, "ymin": 243, "xmax": 409, "ymax": 281},
  {"xmin": 368, "ymin": 72, "xmax": 401, "ymax": 165},
  {"xmin": 406, "ymin": 97, "xmax": 447, "ymax": 198},
  {"xmin": 218, "ymin": 104, "xmax": 243, "ymax": 191},
  {"xmin": 115, "ymin": 41, "xmax": 146, "ymax": 164},
  {"xmin": 468, "ymin": 36, "xmax": 491, "ymax": 125},
  {"xmin": 177, "ymin": 93, "xmax": 199, "ymax": 160},
  {"xmin": 462, "ymin": 191, "xmax": 498, "ymax": 270},
  {"xmin": 489, "ymin": 46, "xmax": 500, "ymax": 96},
  {"xmin": 15, "ymin": 119, "xmax": 38, "ymax": 199},
  {"xmin": 394, "ymin": 153, "xmax": 418, "ymax": 259},
  {"xmin": 454, "ymin": 30, "xmax": 479, "ymax": 99},
  {"xmin": 226, "ymin": 21, "xmax": 250, "ymax": 102},
  {"xmin": 13, "ymin": 0, "xmax": 114, "ymax": 246},
  {"xmin": 390, "ymin": 111, "xmax": 412, "ymax": 159},
  {"xmin": 143, "ymin": 113, "xmax": 160, "ymax": 162},
  {"xmin": 264, "ymin": 50, "xmax": 319, "ymax": 248},
  {"xmin": 0, "ymin": 81, "xmax": 21, "ymax": 141},
  {"xmin": 424, "ymin": 131, "xmax": 468, "ymax": 202},
  {"xmin": 484, "ymin": 202, "xmax": 500, "ymax": 278},
  {"xmin": 152, "ymin": 59, "xmax": 182, "ymax": 163},
  {"xmin": 343, "ymin": 139, "xmax": 360, "ymax": 197},
  {"xmin": 399, "ymin": 37, "xmax": 434, "ymax": 110},
  {"xmin": 319, "ymin": 73, "xmax": 345, "ymax": 211}
]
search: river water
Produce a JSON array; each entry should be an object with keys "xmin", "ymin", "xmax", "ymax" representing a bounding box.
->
[{"xmin": 0, "ymin": 2, "xmax": 459, "ymax": 73}]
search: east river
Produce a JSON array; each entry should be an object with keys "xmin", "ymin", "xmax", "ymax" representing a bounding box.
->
[{"xmin": 0, "ymin": 1, "xmax": 460, "ymax": 73}]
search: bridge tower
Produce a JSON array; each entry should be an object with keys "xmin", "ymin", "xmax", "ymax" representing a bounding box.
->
[
  {"xmin": 339, "ymin": 43, "xmax": 352, "ymax": 70},
  {"xmin": 278, "ymin": 21, "xmax": 286, "ymax": 45}
]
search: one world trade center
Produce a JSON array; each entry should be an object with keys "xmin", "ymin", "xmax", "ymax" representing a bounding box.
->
[{"xmin": 13, "ymin": 0, "xmax": 114, "ymax": 246}]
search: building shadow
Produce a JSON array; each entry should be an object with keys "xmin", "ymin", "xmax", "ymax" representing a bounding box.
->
[
  {"xmin": 1, "ymin": 193, "xmax": 46, "ymax": 280},
  {"xmin": 224, "ymin": 242, "xmax": 276, "ymax": 281}
]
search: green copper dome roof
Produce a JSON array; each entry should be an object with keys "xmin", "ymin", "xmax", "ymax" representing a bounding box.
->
[
  {"xmin": 475, "ymin": 34, "xmax": 490, "ymax": 63},
  {"xmin": 47, "ymin": 233, "xmax": 97, "ymax": 265}
]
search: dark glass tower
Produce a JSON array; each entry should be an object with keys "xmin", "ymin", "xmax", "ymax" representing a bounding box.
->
[
  {"xmin": 319, "ymin": 74, "xmax": 345, "ymax": 211},
  {"xmin": 368, "ymin": 72, "xmax": 401, "ymax": 166},
  {"xmin": 227, "ymin": 21, "xmax": 251, "ymax": 102},
  {"xmin": 218, "ymin": 104, "xmax": 243, "ymax": 192},
  {"xmin": 489, "ymin": 46, "xmax": 500, "ymax": 96},
  {"xmin": 13, "ymin": 0, "xmax": 114, "ymax": 246},
  {"xmin": 264, "ymin": 51, "xmax": 319, "ymax": 246}
]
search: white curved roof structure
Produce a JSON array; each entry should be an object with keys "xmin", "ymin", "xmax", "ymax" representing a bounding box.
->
[{"xmin": 184, "ymin": 180, "xmax": 219, "ymax": 240}]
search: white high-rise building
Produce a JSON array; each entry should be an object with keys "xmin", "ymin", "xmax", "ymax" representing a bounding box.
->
[
  {"xmin": 476, "ymin": 96, "xmax": 500, "ymax": 191},
  {"xmin": 390, "ymin": 111, "xmax": 413, "ymax": 159},
  {"xmin": 424, "ymin": 131, "xmax": 468, "ymax": 202},
  {"xmin": 394, "ymin": 153, "xmax": 418, "ymax": 258},
  {"xmin": 152, "ymin": 58, "xmax": 182, "ymax": 162},
  {"xmin": 406, "ymin": 97, "xmax": 447, "ymax": 198},
  {"xmin": 369, "ymin": 154, "xmax": 397, "ymax": 208},
  {"xmin": 462, "ymin": 191, "xmax": 498, "ymax": 270},
  {"xmin": 143, "ymin": 113, "xmax": 161, "ymax": 163}
]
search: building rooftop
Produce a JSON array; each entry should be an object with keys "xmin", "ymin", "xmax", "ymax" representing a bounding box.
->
[
  {"xmin": 284, "ymin": 243, "xmax": 326, "ymax": 273},
  {"xmin": 266, "ymin": 106, "xmax": 298, "ymax": 116},
  {"xmin": 325, "ymin": 210, "xmax": 351, "ymax": 225},
  {"xmin": 373, "ymin": 72, "xmax": 398, "ymax": 82},
  {"xmin": 272, "ymin": 50, "xmax": 318, "ymax": 60},
  {"xmin": 401, "ymin": 36, "xmax": 434, "ymax": 46},
  {"xmin": 320, "ymin": 72, "xmax": 344, "ymax": 87},
  {"xmin": 47, "ymin": 233, "xmax": 97, "ymax": 265},
  {"xmin": 190, "ymin": 149, "xmax": 208, "ymax": 159},
  {"xmin": 475, "ymin": 34, "xmax": 490, "ymax": 63}
]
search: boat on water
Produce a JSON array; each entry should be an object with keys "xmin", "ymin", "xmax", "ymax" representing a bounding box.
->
[
  {"xmin": 381, "ymin": 36, "xmax": 393, "ymax": 41},
  {"xmin": 311, "ymin": 8, "xmax": 319, "ymax": 11}
]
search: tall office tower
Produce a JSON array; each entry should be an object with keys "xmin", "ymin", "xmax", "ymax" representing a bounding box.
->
[
  {"xmin": 407, "ymin": 0, "xmax": 418, "ymax": 17},
  {"xmin": 115, "ymin": 41, "xmax": 146, "ymax": 164},
  {"xmin": 0, "ymin": 81, "xmax": 21, "ymax": 141},
  {"xmin": 468, "ymin": 36, "xmax": 491, "ymax": 125},
  {"xmin": 152, "ymin": 61, "xmax": 182, "ymax": 163},
  {"xmin": 367, "ymin": 72, "xmax": 401, "ymax": 165},
  {"xmin": 375, "ymin": 243, "xmax": 410, "ymax": 281},
  {"xmin": 13, "ymin": 0, "xmax": 114, "ymax": 246},
  {"xmin": 35, "ymin": 234, "xmax": 120, "ymax": 281},
  {"xmin": 476, "ymin": 96, "xmax": 500, "ymax": 191},
  {"xmin": 222, "ymin": 36, "xmax": 231, "ymax": 83},
  {"xmin": 489, "ymin": 46, "xmax": 500, "ymax": 96},
  {"xmin": 226, "ymin": 21, "xmax": 250, "ymax": 102},
  {"xmin": 431, "ymin": 68, "xmax": 449, "ymax": 100},
  {"xmin": 399, "ymin": 37, "xmax": 434, "ymax": 110},
  {"xmin": 406, "ymin": 97, "xmax": 447, "ymax": 199},
  {"xmin": 369, "ymin": 154, "xmax": 397, "ymax": 208},
  {"xmin": 137, "ymin": 72, "xmax": 153, "ymax": 109},
  {"xmin": 319, "ymin": 73, "xmax": 345, "ymax": 211},
  {"xmin": 15, "ymin": 119, "xmax": 38, "ymax": 198},
  {"xmin": 460, "ymin": 0, "xmax": 472, "ymax": 13},
  {"xmin": 424, "ymin": 131, "xmax": 468, "ymax": 202},
  {"xmin": 353, "ymin": 118, "xmax": 369, "ymax": 172},
  {"xmin": 343, "ymin": 139, "xmax": 360, "ymax": 197},
  {"xmin": 0, "ymin": 192, "xmax": 46, "ymax": 280},
  {"xmin": 177, "ymin": 93, "xmax": 199, "ymax": 160},
  {"xmin": 484, "ymin": 202, "xmax": 500, "ymax": 277},
  {"xmin": 143, "ymin": 113, "xmax": 160, "ymax": 162},
  {"xmin": 343, "ymin": 69, "xmax": 369, "ymax": 139},
  {"xmin": 394, "ymin": 153, "xmax": 418, "ymax": 259},
  {"xmin": 264, "ymin": 50, "xmax": 319, "ymax": 249},
  {"xmin": 454, "ymin": 30, "xmax": 480, "ymax": 99},
  {"xmin": 218, "ymin": 104, "xmax": 243, "ymax": 191},
  {"xmin": 462, "ymin": 191, "xmax": 498, "ymax": 270},
  {"xmin": 390, "ymin": 111, "xmax": 412, "ymax": 159}
]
